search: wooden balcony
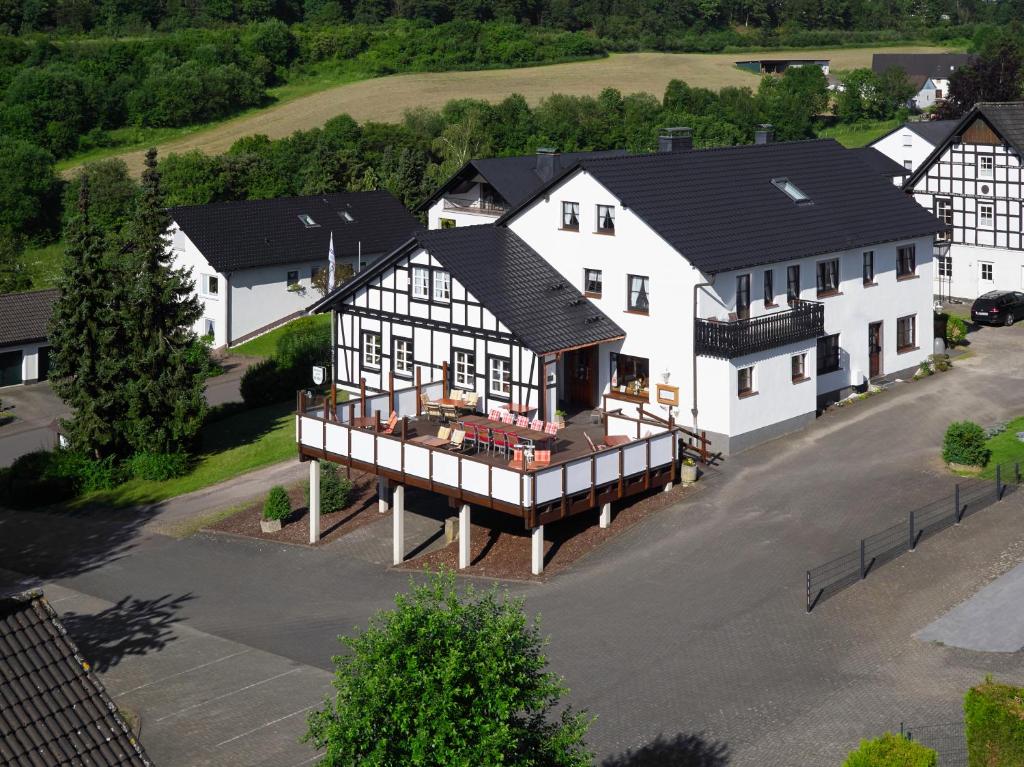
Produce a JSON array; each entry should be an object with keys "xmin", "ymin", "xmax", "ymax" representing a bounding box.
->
[{"xmin": 695, "ymin": 299, "xmax": 825, "ymax": 359}]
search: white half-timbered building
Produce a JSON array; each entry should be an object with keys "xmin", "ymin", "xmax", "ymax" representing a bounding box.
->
[{"xmin": 904, "ymin": 102, "xmax": 1024, "ymax": 300}]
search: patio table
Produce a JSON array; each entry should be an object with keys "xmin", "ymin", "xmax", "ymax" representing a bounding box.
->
[
  {"xmin": 462, "ymin": 415, "xmax": 554, "ymax": 449},
  {"xmin": 409, "ymin": 435, "xmax": 449, "ymax": 448},
  {"xmin": 602, "ymin": 435, "xmax": 632, "ymax": 447}
]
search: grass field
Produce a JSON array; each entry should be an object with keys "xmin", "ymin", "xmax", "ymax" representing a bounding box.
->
[
  {"xmin": 816, "ymin": 118, "xmax": 900, "ymax": 148},
  {"xmin": 23, "ymin": 241, "xmax": 65, "ymax": 290},
  {"xmin": 62, "ymin": 46, "xmax": 958, "ymax": 178},
  {"xmin": 981, "ymin": 416, "xmax": 1024, "ymax": 479},
  {"xmin": 232, "ymin": 313, "xmax": 330, "ymax": 359},
  {"xmin": 77, "ymin": 401, "xmax": 296, "ymax": 507}
]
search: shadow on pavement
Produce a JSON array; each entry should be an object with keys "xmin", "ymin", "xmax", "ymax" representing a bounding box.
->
[
  {"xmin": 601, "ymin": 732, "xmax": 730, "ymax": 766},
  {"xmin": 61, "ymin": 592, "xmax": 193, "ymax": 673}
]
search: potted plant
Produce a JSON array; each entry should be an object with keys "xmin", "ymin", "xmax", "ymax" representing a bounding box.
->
[
  {"xmin": 261, "ymin": 485, "xmax": 291, "ymax": 532},
  {"xmin": 554, "ymin": 409, "xmax": 567, "ymax": 428},
  {"xmin": 680, "ymin": 457, "xmax": 698, "ymax": 484}
]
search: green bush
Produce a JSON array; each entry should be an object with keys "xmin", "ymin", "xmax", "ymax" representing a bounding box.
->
[
  {"xmin": 275, "ymin": 316, "xmax": 330, "ymax": 370},
  {"xmin": 263, "ymin": 485, "xmax": 292, "ymax": 521},
  {"xmin": 0, "ymin": 451, "xmax": 77, "ymax": 508},
  {"xmin": 965, "ymin": 679, "xmax": 1024, "ymax": 767},
  {"xmin": 307, "ymin": 463, "xmax": 353, "ymax": 514},
  {"xmin": 48, "ymin": 450, "xmax": 126, "ymax": 492},
  {"xmin": 240, "ymin": 358, "xmax": 296, "ymax": 407},
  {"xmin": 126, "ymin": 451, "xmax": 191, "ymax": 481},
  {"xmin": 942, "ymin": 421, "xmax": 991, "ymax": 467},
  {"xmin": 946, "ymin": 315, "xmax": 968, "ymax": 345},
  {"xmin": 843, "ymin": 733, "xmax": 936, "ymax": 766}
]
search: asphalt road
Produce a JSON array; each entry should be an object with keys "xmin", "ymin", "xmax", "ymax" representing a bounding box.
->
[{"xmin": 2, "ymin": 324, "xmax": 1024, "ymax": 764}]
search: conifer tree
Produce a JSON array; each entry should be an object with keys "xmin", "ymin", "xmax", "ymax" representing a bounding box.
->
[
  {"xmin": 49, "ymin": 179, "xmax": 127, "ymax": 458},
  {"xmin": 119, "ymin": 148, "xmax": 206, "ymax": 455}
]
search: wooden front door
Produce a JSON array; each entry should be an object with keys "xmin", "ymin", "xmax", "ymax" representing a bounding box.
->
[
  {"xmin": 868, "ymin": 322, "xmax": 882, "ymax": 378},
  {"xmin": 565, "ymin": 346, "xmax": 598, "ymax": 409}
]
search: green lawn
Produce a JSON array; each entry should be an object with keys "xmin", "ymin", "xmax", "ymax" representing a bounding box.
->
[
  {"xmin": 23, "ymin": 241, "xmax": 65, "ymax": 290},
  {"xmin": 232, "ymin": 313, "xmax": 330, "ymax": 359},
  {"xmin": 980, "ymin": 416, "xmax": 1024, "ymax": 479},
  {"xmin": 76, "ymin": 401, "xmax": 297, "ymax": 508},
  {"xmin": 817, "ymin": 118, "xmax": 899, "ymax": 148},
  {"xmin": 57, "ymin": 62, "xmax": 370, "ymax": 172}
]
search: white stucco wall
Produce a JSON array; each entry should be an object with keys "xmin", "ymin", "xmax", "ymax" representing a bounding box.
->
[
  {"xmin": 426, "ymin": 199, "xmax": 503, "ymax": 230},
  {"xmin": 168, "ymin": 224, "xmax": 230, "ymax": 348},
  {"xmin": 0, "ymin": 342, "xmax": 48, "ymax": 386},
  {"xmin": 228, "ymin": 260, "xmax": 328, "ymax": 342},
  {"xmin": 871, "ymin": 127, "xmax": 939, "ymax": 175}
]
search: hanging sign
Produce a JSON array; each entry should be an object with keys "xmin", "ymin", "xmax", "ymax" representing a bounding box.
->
[{"xmin": 312, "ymin": 366, "xmax": 325, "ymax": 386}]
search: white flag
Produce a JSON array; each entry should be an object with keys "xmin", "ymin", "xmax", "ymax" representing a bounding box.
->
[{"xmin": 328, "ymin": 231, "xmax": 336, "ymax": 291}]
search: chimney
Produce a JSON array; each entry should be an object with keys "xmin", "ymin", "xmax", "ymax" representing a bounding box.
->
[
  {"xmin": 755, "ymin": 124, "xmax": 774, "ymax": 144},
  {"xmin": 658, "ymin": 127, "xmax": 692, "ymax": 152},
  {"xmin": 536, "ymin": 147, "xmax": 560, "ymax": 181}
]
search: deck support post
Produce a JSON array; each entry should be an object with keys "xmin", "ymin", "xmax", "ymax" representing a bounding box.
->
[
  {"xmin": 377, "ymin": 477, "xmax": 390, "ymax": 513},
  {"xmin": 458, "ymin": 504, "xmax": 471, "ymax": 569},
  {"xmin": 392, "ymin": 484, "xmax": 405, "ymax": 565},
  {"xmin": 308, "ymin": 459, "xmax": 320, "ymax": 544},
  {"xmin": 531, "ymin": 526, "xmax": 544, "ymax": 575},
  {"xmin": 599, "ymin": 502, "xmax": 611, "ymax": 529}
]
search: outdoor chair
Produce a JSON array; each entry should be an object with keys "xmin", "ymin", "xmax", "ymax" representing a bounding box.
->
[
  {"xmin": 530, "ymin": 418, "xmax": 544, "ymax": 432},
  {"xmin": 501, "ymin": 411, "xmax": 515, "ymax": 425},
  {"xmin": 463, "ymin": 423, "xmax": 479, "ymax": 452},
  {"xmin": 465, "ymin": 393, "xmax": 479, "ymax": 410},
  {"xmin": 449, "ymin": 389, "xmax": 463, "ymax": 401},
  {"xmin": 447, "ymin": 429, "xmax": 467, "ymax": 452},
  {"xmin": 584, "ymin": 433, "xmax": 607, "ymax": 453},
  {"xmin": 437, "ymin": 426, "xmax": 452, "ymax": 441},
  {"xmin": 508, "ymin": 447, "xmax": 525, "ymax": 470},
  {"xmin": 476, "ymin": 425, "xmax": 493, "ymax": 452},
  {"xmin": 491, "ymin": 429, "xmax": 512, "ymax": 458},
  {"xmin": 425, "ymin": 402, "xmax": 442, "ymax": 422},
  {"xmin": 440, "ymin": 404, "xmax": 459, "ymax": 423},
  {"xmin": 544, "ymin": 421, "xmax": 559, "ymax": 436},
  {"xmin": 516, "ymin": 415, "xmax": 530, "ymax": 428},
  {"xmin": 488, "ymin": 409, "xmax": 502, "ymax": 421},
  {"xmin": 527, "ymin": 449, "xmax": 552, "ymax": 471},
  {"xmin": 382, "ymin": 410, "xmax": 399, "ymax": 435}
]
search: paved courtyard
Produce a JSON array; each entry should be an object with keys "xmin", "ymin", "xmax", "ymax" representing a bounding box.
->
[{"xmin": 2, "ymin": 322, "xmax": 1024, "ymax": 765}]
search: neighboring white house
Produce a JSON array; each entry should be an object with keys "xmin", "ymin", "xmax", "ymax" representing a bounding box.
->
[
  {"xmin": 417, "ymin": 148, "xmax": 628, "ymax": 230},
  {"xmin": 318, "ymin": 132, "xmax": 943, "ymax": 454},
  {"xmin": 872, "ymin": 53, "xmax": 968, "ymax": 111},
  {"xmin": 904, "ymin": 102, "xmax": 1024, "ymax": 301},
  {"xmin": 168, "ymin": 191, "xmax": 421, "ymax": 348},
  {"xmin": 870, "ymin": 119, "xmax": 958, "ymax": 175},
  {"xmin": 0, "ymin": 289, "xmax": 57, "ymax": 387}
]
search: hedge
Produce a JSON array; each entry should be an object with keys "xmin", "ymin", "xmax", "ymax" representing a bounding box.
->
[
  {"xmin": 965, "ymin": 679, "xmax": 1024, "ymax": 767},
  {"xmin": 842, "ymin": 733, "xmax": 936, "ymax": 766},
  {"xmin": 942, "ymin": 421, "xmax": 991, "ymax": 467},
  {"xmin": 263, "ymin": 485, "xmax": 292, "ymax": 521}
]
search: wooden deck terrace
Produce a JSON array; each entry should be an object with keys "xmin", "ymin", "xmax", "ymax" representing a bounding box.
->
[{"xmin": 295, "ymin": 389, "xmax": 706, "ymax": 530}]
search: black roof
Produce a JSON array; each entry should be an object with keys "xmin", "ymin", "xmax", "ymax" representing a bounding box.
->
[
  {"xmin": 506, "ymin": 139, "xmax": 946, "ymax": 274},
  {"xmin": 905, "ymin": 103, "xmax": 1024, "ymax": 189},
  {"xmin": 0, "ymin": 590, "xmax": 151, "ymax": 766},
  {"xmin": 169, "ymin": 191, "xmax": 422, "ymax": 274},
  {"xmin": 852, "ymin": 146, "xmax": 909, "ymax": 179},
  {"xmin": 314, "ymin": 227, "xmax": 625, "ymax": 355},
  {"xmin": 416, "ymin": 150, "xmax": 629, "ymax": 213},
  {"xmin": 871, "ymin": 120, "xmax": 958, "ymax": 148},
  {"xmin": 0, "ymin": 289, "xmax": 57, "ymax": 347},
  {"xmin": 871, "ymin": 53, "xmax": 969, "ymax": 78}
]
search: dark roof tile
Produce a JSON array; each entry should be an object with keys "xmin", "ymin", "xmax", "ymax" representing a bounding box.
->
[
  {"xmin": 871, "ymin": 53, "xmax": 969, "ymax": 78},
  {"xmin": 851, "ymin": 146, "xmax": 908, "ymax": 178},
  {"xmin": 0, "ymin": 590, "xmax": 151, "ymax": 766},
  {"xmin": 0, "ymin": 289, "xmax": 58, "ymax": 347},
  {"xmin": 169, "ymin": 191, "xmax": 422, "ymax": 274},
  {"xmin": 904, "ymin": 119, "xmax": 958, "ymax": 145}
]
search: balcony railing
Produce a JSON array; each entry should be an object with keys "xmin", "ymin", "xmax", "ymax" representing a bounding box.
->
[
  {"xmin": 695, "ymin": 299, "xmax": 825, "ymax": 359},
  {"xmin": 442, "ymin": 198, "xmax": 507, "ymax": 216}
]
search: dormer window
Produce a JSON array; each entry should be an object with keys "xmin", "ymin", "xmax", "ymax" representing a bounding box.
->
[
  {"xmin": 339, "ymin": 210, "xmax": 355, "ymax": 222},
  {"xmin": 298, "ymin": 214, "xmax": 319, "ymax": 227},
  {"xmin": 771, "ymin": 177, "xmax": 811, "ymax": 205}
]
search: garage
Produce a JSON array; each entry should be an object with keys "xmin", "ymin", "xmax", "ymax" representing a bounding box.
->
[{"xmin": 0, "ymin": 350, "xmax": 23, "ymax": 387}]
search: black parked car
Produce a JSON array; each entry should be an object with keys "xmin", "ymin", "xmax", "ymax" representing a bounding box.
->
[{"xmin": 971, "ymin": 290, "xmax": 1024, "ymax": 326}]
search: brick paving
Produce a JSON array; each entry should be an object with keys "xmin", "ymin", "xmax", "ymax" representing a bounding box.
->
[{"xmin": 2, "ymin": 323, "xmax": 1024, "ymax": 765}]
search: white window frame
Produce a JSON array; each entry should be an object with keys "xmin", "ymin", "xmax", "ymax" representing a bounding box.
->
[
  {"xmin": 978, "ymin": 155, "xmax": 994, "ymax": 179},
  {"xmin": 394, "ymin": 337, "xmax": 413, "ymax": 377},
  {"xmin": 362, "ymin": 332, "xmax": 382, "ymax": 369},
  {"xmin": 902, "ymin": 132, "xmax": 912, "ymax": 147},
  {"xmin": 453, "ymin": 350, "xmax": 474, "ymax": 389},
  {"xmin": 201, "ymin": 274, "xmax": 219, "ymax": 297},
  {"xmin": 981, "ymin": 262, "xmax": 994, "ymax": 281},
  {"xmin": 935, "ymin": 197, "xmax": 953, "ymax": 241},
  {"xmin": 938, "ymin": 254, "xmax": 953, "ymax": 278},
  {"xmin": 737, "ymin": 365, "xmax": 755, "ymax": 397},
  {"xmin": 488, "ymin": 356, "xmax": 512, "ymax": 398},
  {"xmin": 432, "ymin": 270, "xmax": 451, "ymax": 303},
  {"xmin": 979, "ymin": 203, "xmax": 994, "ymax": 228},
  {"xmin": 203, "ymin": 318, "xmax": 215, "ymax": 337},
  {"xmin": 411, "ymin": 266, "xmax": 430, "ymax": 300}
]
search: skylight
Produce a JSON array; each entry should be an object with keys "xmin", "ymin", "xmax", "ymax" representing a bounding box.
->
[
  {"xmin": 770, "ymin": 177, "xmax": 811, "ymax": 204},
  {"xmin": 339, "ymin": 211, "xmax": 355, "ymax": 223},
  {"xmin": 298, "ymin": 214, "xmax": 319, "ymax": 227}
]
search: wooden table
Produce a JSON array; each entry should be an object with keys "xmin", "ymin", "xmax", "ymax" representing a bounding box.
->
[
  {"xmin": 502, "ymin": 402, "xmax": 533, "ymax": 416},
  {"xmin": 602, "ymin": 435, "xmax": 632, "ymax": 447},
  {"xmin": 351, "ymin": 416, "xmax": 378, "ymax": 430},
  {"xmin": 409, "ymin": 435, "xmax": 448, "ymax": 448},
  {"xmin": 462, "ymin": 415, "xmax": 553, "ymax": 448}
]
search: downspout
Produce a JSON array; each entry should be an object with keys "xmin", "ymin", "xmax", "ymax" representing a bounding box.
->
[{"xmin": 691, "ymin": 275, "xmax": 716, "ymax": 432}]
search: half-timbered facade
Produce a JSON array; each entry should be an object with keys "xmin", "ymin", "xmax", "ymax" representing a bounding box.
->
[{"xmin": 905, "ymin": 102, "xmax": 1024, "ymax": 299}]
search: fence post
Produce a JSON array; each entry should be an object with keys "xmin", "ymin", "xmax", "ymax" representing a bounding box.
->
[
  {"xmin": 908, "ymin": 511, "xmax": 916, "ymax": 552},
  {"xmin": 806, "ymin": 570, "xmax": 812, "ymax": 613},
  {"xmin": 954, "ymin": 483, "xmax": 961, "ymax": 525},
  {"xmin": 996, "ymin": 464, "xmax": 1002, "ymax": 501},
  {"xmin": 859, "ymin": 539, "xmax": 866, "ymax": 579},
  {"xmin": 1016, "ymin": 461, "xmax": 1021, "ymax": 484}
]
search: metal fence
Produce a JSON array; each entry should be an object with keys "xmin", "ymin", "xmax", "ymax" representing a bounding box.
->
[
  {"xmin": 806, "ymin": 462, "xmax": 1022, "ymax": 612},
  {"xmin": 901, "ymin": 721, "xmax": 968, "ymax": 767}
]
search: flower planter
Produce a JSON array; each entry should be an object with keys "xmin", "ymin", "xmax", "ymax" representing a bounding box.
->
[
  {"xmin": 260, "ymin": 518, "xmax": 282, "ymax": 533},
  {"xmin": 680, "ymin": 462, "xmax": 698, "ymax": 483}
]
